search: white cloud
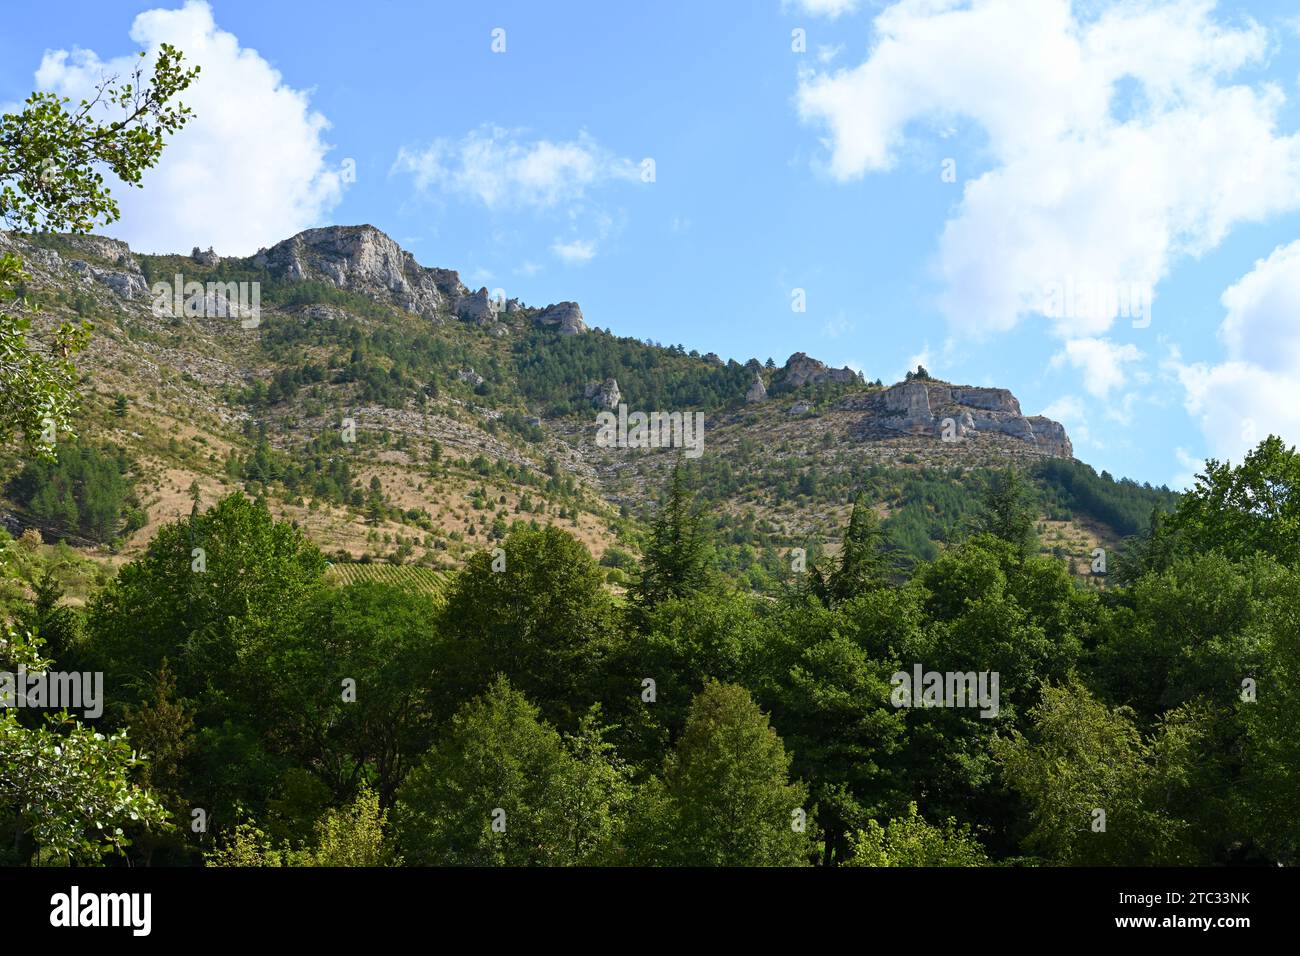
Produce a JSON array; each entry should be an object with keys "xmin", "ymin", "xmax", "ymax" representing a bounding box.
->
[
  {"xmin": 393, "ymin": 126, "xmax": 640, "ymax": 211},
  {"xmin": 1049, "ymin": 338, "xmax": 1144, "ymax": 399},
  {"xmin": 552, "ymin": 238, "xmax": 597, "ymax": 264},
  {"xmin": 787, "ymin": 0, "xmax": 863, "ymax": 18},
  {"xmin": 1176, "ymin": 239, "xmax": 1300, "ymax": 461},
  {"xmin": 796, "ymin": 0, "xmax": 1300, "ymax": 339},
  {"xmin": 34, "ymin": 0, "xmax": 344, "ymax": 255},
  {"xmin": 1218, "ymin": 240, "xmax": 1300, "ymax": 375}
]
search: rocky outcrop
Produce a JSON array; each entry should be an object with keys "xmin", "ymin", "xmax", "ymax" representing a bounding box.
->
[
  {"xmin": 1026, "ymin": 416, "xmax": 1071, "ymax": 457},
  {"xmin": 192, "ymin": 246, "xmax": 221, "ymax": 267},
  {"xmin": 584, "ymin": 377, "xmax": 621, "ymax": 409},
  {"xmin": 847, "ymin": 379, "xmax": 1073, "ymax": 458},
  {"xmin": 534, "ymin": 301, "xmax": 587, "ymax": 335},
  {"xmin": 59, "ymin": 235, "xmax": 136, "ymax": 269},
  {"xmin": 746, "ymin": 374, "xmax": 768, "ymax": 403},
  {"xmin": 67, "ymin": 258, "xmax": 149, "ymax": 299},
  {"xmin": 62, "ymin": 247, "xmax": 147, "ymax": 300},
  {"xmin": 22, "ymin": 234, "xmax": 150, "ymax": 300},
  {"xmin": 253, "ymin": 224, "xmax": 466, "ymax": 320},
  {"xmin": 883, "ymin": 379, "xmax": 935, "ymax": 430},
  {"xmin": 455, "ymin": 287, "xmax": 499, "ymax": 326},
  {"xmin": 776, "ymin": 352, "xmax": 860, "ymax": 390}
]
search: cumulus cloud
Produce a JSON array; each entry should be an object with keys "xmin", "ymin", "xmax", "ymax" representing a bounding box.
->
[
  {"xmin": 393, "ymin": 126, "xmax": 641, "ymax": 211},
  {"xmin": 1176, "ymin": 240, "xmax": 1300, "ymax": 462},
  {"xmin": 1050, "ymin": 338, "xmax": 1144, "ymax": 399},
  {"xmin": 33, "ymin": 0, "xmax": 345, "ymax": 255},
  {"xmin": 796, "ymin": 0, "xmax": 1300, "ymax": 339}
]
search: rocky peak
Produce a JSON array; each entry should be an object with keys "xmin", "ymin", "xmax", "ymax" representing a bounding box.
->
[
  {"xmin": 745, "ymin": 373, "xmax": 768, "ymax": 403},
  {"xmin": 455, "ymin": 287, "xmax": 500, "ymax": 327},
  {"xmin": 777, "ymin": 352, "xmax": 860, "ymax": 390},
  {"xmin": 252, "ymin": 224, "xmax": 467, "ymax": 320}
]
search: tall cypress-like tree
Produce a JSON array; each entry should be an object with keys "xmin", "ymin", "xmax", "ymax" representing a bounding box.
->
[
  {"xmin": 810, "ymin": 493, "xmax": 889, "ymax": 605},
  {"xmin": 630, "ymin": 463, "xmax": 712, "ymax": 613},
  {"xmin": 974, "ymin": 468, "xmax": 1038, "ymax": 556}
]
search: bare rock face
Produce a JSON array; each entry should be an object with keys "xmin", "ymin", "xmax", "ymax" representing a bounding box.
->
[
  {"xmin": 253, "ymin": 224, "xmax": 465, "ymax": 320},
  {"xmin": 1025, "ymin": 416, "xmax": 1072, "ymax": 458},
  {"xmin": 1, "ymin": 232, "xmax": 148, "ymax": 299},
  {"xmin": 455, "ymin": 287, "xmax": 499, "ymax": 327},
  {"xmin": 584, "ymin": 377, "xmax": 621, "ymax": 409},
  {"xmin": 957, "ymin": 410, "xmax": 977, "ymax": 437},
  {"xmin": 884, "ymin": 380, "xmax": 935, "ymax": 430},
  {"xmin": 746, "ymin": 374, "xmax": 768, "ymax": 403},
  {"xmin": 67, "ymin": 258, "xmax": 149, "ymax": 300},
  {"xmin": 852, "ymin": 379, "xmax": 1073, "ymax": 459},
  {"xmin": 534, "ymin": 301, "xmax": 587, "ymax": 335},
  {"xmin": 96, "ymin": 269, "xmax": 150, "ymax": 299},
  {"xmin": 777, "ymin": 352, "xmax": 860, "ymax": 390}
]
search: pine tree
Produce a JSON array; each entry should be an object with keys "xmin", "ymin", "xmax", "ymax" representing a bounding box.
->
[
  {"xmin": 974, "ymin": 468, "xmax": 1038, "ymax": 556},
  {"xmin": 630, "ymin": 463, "xmax": 712, "ymax": 613},
  {"xmin": 810, "ymin": 494, "xmax": 889, "ymax": 604}
]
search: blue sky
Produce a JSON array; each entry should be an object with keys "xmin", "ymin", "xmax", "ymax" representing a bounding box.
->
[{"xmin": 7, "ymin": 0, "xmax": 1300, "ymax": 488}]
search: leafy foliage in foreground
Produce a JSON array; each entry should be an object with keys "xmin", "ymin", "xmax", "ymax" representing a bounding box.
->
[{"xmin": 2, "ymin": 439, "xmax": 1298, "ymax": 867}]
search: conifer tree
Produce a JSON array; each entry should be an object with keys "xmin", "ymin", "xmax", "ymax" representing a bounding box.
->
[
  {"xmin": 810, "ymin": 493, "xmax": 889, "ymax": 604},
  {"xmin": 974, "ymin": 468, "xmax": 1038, "ymax": 556},
  {"xmin": 630, "ymin": 463, "xmax": 712, "ymax": 613}
]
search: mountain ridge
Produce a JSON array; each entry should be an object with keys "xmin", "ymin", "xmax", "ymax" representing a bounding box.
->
[
  {"xmin": 0, "ymin": 222, "xmax": 1149, "ymax": 586},
  {"xmin": 2, "ymin": 222, "xmax": 1073, "ymax": 457}
]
